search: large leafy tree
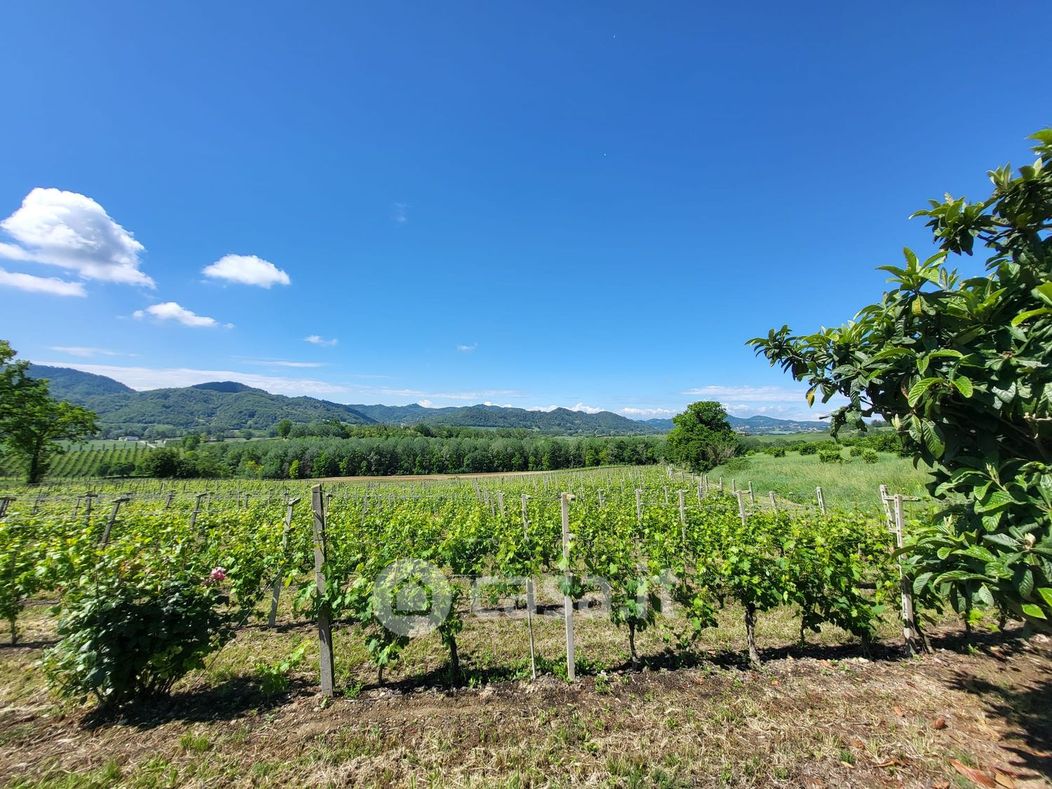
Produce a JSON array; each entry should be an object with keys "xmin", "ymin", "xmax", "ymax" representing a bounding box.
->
[
  {"xmin": 666, "ymin": 401, "xmax": 739, "ymax": 472},
  {"xmin": 749, "ymin": 130, "xmax": 1052, "ymax": 627},
  {"xmin": 0, "ymin": 340, "xmax": 98, "ymax": 484}
]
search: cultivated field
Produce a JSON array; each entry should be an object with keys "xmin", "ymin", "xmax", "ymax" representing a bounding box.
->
[{"xmin": 1, "ymin": 468, "xmax": 1047, "ymax": 787}]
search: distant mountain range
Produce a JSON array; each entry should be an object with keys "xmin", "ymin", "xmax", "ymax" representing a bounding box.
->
[
  {"xmin": 643, "ymin": 414, "xmax": 828, "ymax": 434},
  {"xmin": 27, "ymin": 365, "xmax": 829, "ymax": 437}
]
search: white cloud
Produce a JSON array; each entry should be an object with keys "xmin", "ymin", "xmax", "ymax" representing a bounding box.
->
[
  {"xmin": 133, "ymin": 302, "xmax": 231, "ymax": 329},
  {"xmin": 418, "ymin": 399, "xmax": 433, "ymax": 408},
  {"xmin": 619, "ymin": 407, "xmax": 676, "ymax": 419},
  {"xmin": 0, "ymin": 188, "xmax": 153, "ymax": 287},
  {"xmin": 456, "ymin": 343, "xmax": 477, "ymax": 353},
  {"xmin": 0, "ymin": 267, "xmax": 85, "ymax": 296},
  {"xmin": 378, "ymin": 388, "xmax": 519, "ymax": 402},
  {"xmin": 681, "ymin": 384, "xmax": 845, "ymax": 421},
  {"xmin": 50, "ymin": 346, "xmax": 133, "ymax": 358},
  {"xmin": 202, "ymin": 254, "xmax": 290, "ymax": 288},
  {"xmin": 240, "ymin": 358, "xmax": 325, "ymax": 369},
  {"xmin": 392, "ymin": 202, "xmax": 409, "ymax": 224},
  {"xmin": 305, "ymin": 335, "xmax": 338, "ymax": 346},
  {"xmin": 528, "ymin": 403, "xmax": 603, "ymax": 414}
]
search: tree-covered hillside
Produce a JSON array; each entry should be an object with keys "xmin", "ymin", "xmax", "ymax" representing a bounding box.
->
[{"xmin": 28, "ymin": 365, "xmax": 663, "ymax": 438}]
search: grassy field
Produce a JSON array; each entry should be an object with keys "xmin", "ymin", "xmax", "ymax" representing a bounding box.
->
[{"xmin": 710, "ymin": 449, "xmax": 932, "ymax": 512}]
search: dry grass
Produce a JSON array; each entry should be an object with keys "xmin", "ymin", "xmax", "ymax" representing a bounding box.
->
[{"xmin": 2, "ymin": 600, "xmax": 1050, "ymax": 788}]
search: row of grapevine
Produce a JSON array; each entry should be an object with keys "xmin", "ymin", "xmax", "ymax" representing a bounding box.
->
[{"xmin": 0, "ymin": 468, "xmax": 904, "ymax": 689}]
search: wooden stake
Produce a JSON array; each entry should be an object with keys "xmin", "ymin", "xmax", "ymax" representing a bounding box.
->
[
  {"xmin": 82, "ymin": 493, "xmax": 97, "ymax": 527},
  {"xmin": 312, "ymin": 485, "xmax": 335, "ymax": 696},
  {"xmin": 521, "ymin": 493, "xmax": 537, "ymax": 681},
  {"xmin": 268, "ymin": 496, "xmax": 300, "ymax": 628},
  {"xmin": 736, "ymin": 490, "xmax": 747, "ymax": 525},
  {"xmin": 769, "ymin": 491, "xmax": 778, "ymax": 512},
  {"xmin": 189, "ymin": 492, "xmax": 207, "ymax": 531},
  {"xmin": 748, "ymin": 481, "xmax": 755, "ymax": 506},
  {"xmin": 892, "ymin": 495, "xmax": 923, "ymax": 655},
  {"xmin": 816, "ymin": 486, "xmax": 826, "ymax": 514},
  {"xmin": 878, "ymin": 483, "xmax": 892, "ymax": 525},
  {"xmin": 634, "ymin": 489, "xmax": 643, "ymax": 523},
  {"xmin": 561, "ymin": 493, "xmax": 576, "ymax": 682},
  {"xmin": 98, "ymin": 496, "xmax": 129, "ymax": 547}
]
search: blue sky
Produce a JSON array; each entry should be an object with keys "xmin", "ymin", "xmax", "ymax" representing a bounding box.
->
[{"xmin": 1, "ymin": 2, "xmax": 1049, "ymax": 420}]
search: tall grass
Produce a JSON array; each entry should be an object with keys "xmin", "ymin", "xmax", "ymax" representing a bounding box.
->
[{"xmin": 710, "ymin": 449, "xmax": 931, "ymax": 512}]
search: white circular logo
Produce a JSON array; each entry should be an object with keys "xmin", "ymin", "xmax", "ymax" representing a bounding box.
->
[{"xmin": 372, "ymin": 559, "xmax": 453, "ymax": 636}]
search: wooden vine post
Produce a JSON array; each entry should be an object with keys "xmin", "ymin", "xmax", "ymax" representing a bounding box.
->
[
  {"xmin": 815, "ymin": 486, "xmax": 826, "ymax": 514},
  {"xmin": 736, "ymin": 490, "xmax": 748, "ymax": 525},
  {"xmin": 189, "ymin": 492, "xmax": 208, "ymax": 531},
  {"xmin": 268, "ymin": 496, "xmax": 301, "ymax": 628},
  {"xmin": 82, "ymin": 492, "xmax": 97, "ymax": 526},
  {"xmin": 747, "ymin": 481, "xmax": 755, "ymax": 506},
  {"xmin": 312, "ymin": 484, "xmax": 335, "ymax": 696},
  {"xmin": 769, "ymin": 491, "xmax": 778, "ymax": 512},
  {"xmin": 98, "ymin": 496, "xmax": 130, "ymax": 547},
  {"xmin": 521, "ymin": 493, "xmax": 537, "ymax": 680},
  {"xmin": 891, "ymin": 494, "xmax": 924, "ymax": 655},
  {"xmin": 560, "ymin": 492, "xmax": 576, "ymax": 681},
  {"xmin": 634, "ymin": 489, "xmax": 643, "ymax": 523}
]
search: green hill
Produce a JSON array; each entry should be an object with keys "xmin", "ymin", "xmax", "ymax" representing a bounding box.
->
[{"xmin": 28, "ymin": 365, "xmax": 660, "ymax": 438}]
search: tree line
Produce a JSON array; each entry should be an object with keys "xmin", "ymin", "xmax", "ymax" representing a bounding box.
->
[{"xmin": 141, "ymin": 433, "xmax": 668, "ymax": 478}]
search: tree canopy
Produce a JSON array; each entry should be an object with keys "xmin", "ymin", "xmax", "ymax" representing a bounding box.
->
[
  {"xmin": 0, "ymin": 341, "xmax": 98, "ymax": 484},
  {"xmin": 665, "ymin": 401, "xmax": 739, "ymax": 472},
  {"xmin": 749, "ymin": 130, "xmax": 1052, "ymax": 627}
]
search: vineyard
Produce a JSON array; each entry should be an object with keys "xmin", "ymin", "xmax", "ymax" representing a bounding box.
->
[
  {"xmin": 3, "ymin": 467, "xmax": 909, "ymax": 680},
  {"xmin": 0, "ymin": 441, "xmax": 155, "ymax": 479},
  {"xmin": 1, "ymin": 467, "xmax": 1047, "ymax": 786}
]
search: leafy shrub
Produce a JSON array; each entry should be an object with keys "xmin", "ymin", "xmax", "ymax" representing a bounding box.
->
[
  {"xmin": 751, "ymin": 129, "xmax": 1052, "ymax": 627},
  {"xmin": 861, "ymin": 449, "xmax": 879, "ymax": 464},
  {"xmin": 766, "ymin": 445, "xmax": 786, "ymax": 457},
  {"xmin": 44, "ymin": 560, "xmax": 234, "ymax": 711},
  {"xmin": 798, "ymin": 443, "xmax": 820, "ymax": 456},
  {"xmin": 818, "ymin": 448, "xmax": 842, "ymax": 464},
  {"xmin": 848, "ymin": 446, "xmax": 863, "ymax": 458}
]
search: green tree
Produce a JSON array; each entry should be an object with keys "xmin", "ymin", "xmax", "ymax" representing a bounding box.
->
[
  {"xmin": 0, "ymin": 341, "xmax": 97, "ymax": 484},
  {"xmin": 749, "ymin": 129, "xmax": 1052, "ymax": 628},
  {"xmin": 665, "ymin": 401, "xmax": 739, "ymax": 472},
  {"xmin": 275, "ymin": 419, "xmax": 293, "ymax": 439}
]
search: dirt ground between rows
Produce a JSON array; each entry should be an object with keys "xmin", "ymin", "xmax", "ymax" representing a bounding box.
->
[{"xmin": 1, "ymin": 618, "xmax": 1050, "ymax": 788}]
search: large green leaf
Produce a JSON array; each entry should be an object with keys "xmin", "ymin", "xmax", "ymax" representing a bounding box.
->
[{"xmin": 907, "ymin": 378, "xmax": 941, "ymax": 407}]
